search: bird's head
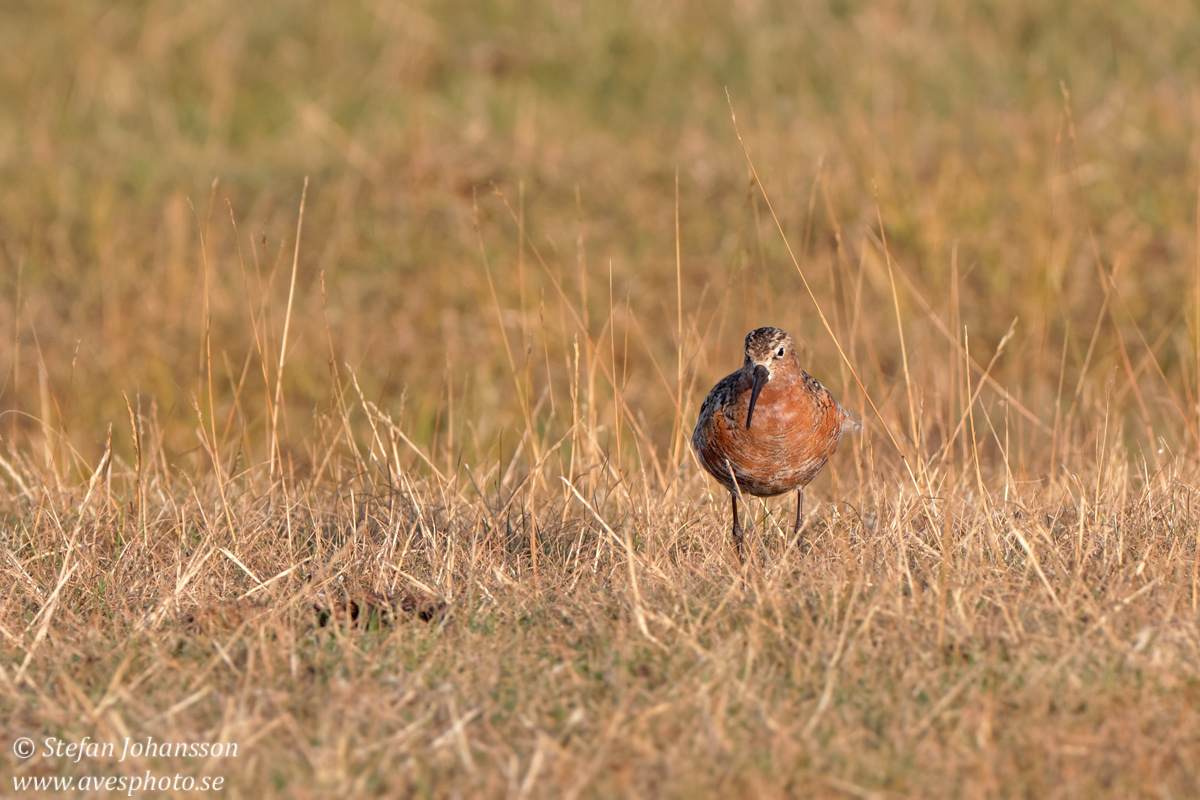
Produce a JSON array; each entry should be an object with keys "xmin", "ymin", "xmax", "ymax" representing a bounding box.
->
[{"xmin": 742, "ymin": 326, "xmax": 796, "ymax": 429}]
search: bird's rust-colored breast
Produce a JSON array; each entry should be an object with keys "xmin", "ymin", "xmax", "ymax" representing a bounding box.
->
[{"xmin": 692, "ymin": 366, "xmax": 847, "ymax": 498}]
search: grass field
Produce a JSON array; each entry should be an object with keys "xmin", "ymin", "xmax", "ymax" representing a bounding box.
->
[{"xmin": 4, "ymin": 0, "xmax": 1200, "ymax": 796}]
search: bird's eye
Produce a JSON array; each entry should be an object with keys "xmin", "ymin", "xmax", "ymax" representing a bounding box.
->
[{"xmin": 776, "ymin": 346, "xmax": 785, "ymax": 358}]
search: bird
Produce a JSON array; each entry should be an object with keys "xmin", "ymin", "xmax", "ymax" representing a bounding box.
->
[{"xmin": 692, "ymin": 326, "xmax": 860, "ymax": 561}]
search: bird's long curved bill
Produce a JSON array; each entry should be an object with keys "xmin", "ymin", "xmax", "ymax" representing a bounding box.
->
[{"xmin": 746, "ymin": 365, "xmax": 769, "ymax": 429}]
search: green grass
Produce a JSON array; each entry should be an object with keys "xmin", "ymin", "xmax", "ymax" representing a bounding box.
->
[{"xmin": 3, "ymin": 0, "xmax": 1200, "ymax": 796}]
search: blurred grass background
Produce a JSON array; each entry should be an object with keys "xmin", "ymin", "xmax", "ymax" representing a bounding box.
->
[
  {"xmin": 5, "ymin": 2, "xmax": 1200, "ymax": 796},
  {"xmin": 4, "ymin": 0, "xmax": 1199, "ymax": 476}
]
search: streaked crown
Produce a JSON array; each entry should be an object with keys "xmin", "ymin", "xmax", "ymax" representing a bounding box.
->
[{"xmin": 743, "ymin": 326, "xmax": 794, "ymax": 367}]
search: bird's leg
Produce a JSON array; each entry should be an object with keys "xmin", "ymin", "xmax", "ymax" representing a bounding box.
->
[
  {"xmin": 792, "ymin": 488, "xmax": 805, "ymax": 550},
  {"xmin": 731, "ymin": 493, "xmax": 744, "ymax": 564}
]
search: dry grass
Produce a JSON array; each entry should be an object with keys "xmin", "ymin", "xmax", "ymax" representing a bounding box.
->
[{"xmin": 4, "ymin": 0, "xmax": 1200, "ymax": 797}]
